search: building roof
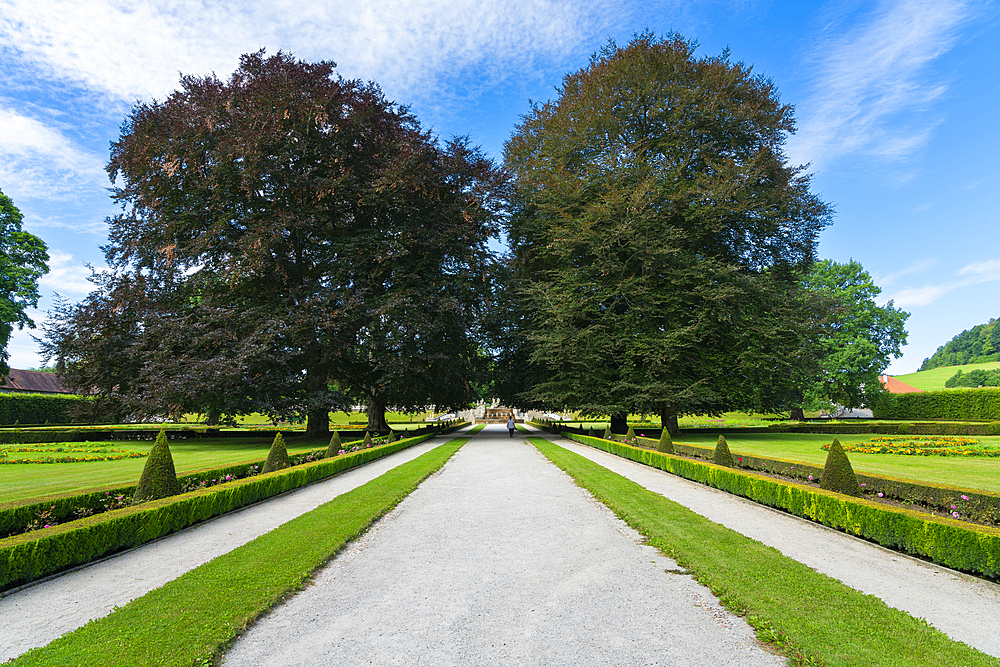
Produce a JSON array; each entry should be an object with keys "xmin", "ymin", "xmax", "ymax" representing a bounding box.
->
[
  {"xmin": 1, "ymin": 369, "xmax": 71, "ymax": 394},
  {"xmin": 879, "ymin": 375, "xmax": 924, "ymax": 394}
]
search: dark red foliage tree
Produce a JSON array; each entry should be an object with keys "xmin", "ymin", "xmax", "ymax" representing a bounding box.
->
[{"xmin": 43, "ymin": 51, "xmax": 506, "ymax": 433}]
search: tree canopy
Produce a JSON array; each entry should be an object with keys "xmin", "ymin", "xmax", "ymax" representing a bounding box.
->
[
  {"xmin": 500, "ymin": 33, "xmax": 832, "ymax": 433},
  {"xmin": 0, "ymin": 188, "xmax": 49, "ymax": 380},
  {"xmin": 42, "ymin": 51, "xmax": 505, "ymax": 431},
  {"xmin": 919, "ymin": 317, "xmax": 1000, "ymax": 370}
]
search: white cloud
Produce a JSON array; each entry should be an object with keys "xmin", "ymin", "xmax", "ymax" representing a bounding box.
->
[
  {"xmin": 787, "ymin": 0, "xmax": 971, "ymax": 170},
  {"xmin": 38, "ymin": 249, "xmax": 98, "ymax": 297},
  {"xmin": 957, "ymin": 258, "xmax": 1000, "ymax": 279},
  {"xmin": 873, "ymin": 257, "xmax": 937, "ymax": 288},
  {"xmin": 0, "ymin": 104, "xmax": 107, "ymax": 200},
  {"xmin": 884, "ymin": 256, "xmax": 1000, "ymax": 307},
  {"xmin": 0, "ymin": 0, "xmax": 616, "ymax": 105}
]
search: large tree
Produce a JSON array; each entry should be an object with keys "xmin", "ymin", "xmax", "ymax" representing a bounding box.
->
[
  {"xmin": 0, "ymin": 188, "xmax": 49, "ymax": 380},
  {"xmin": 795, "ymin": 259, "xmax": 909, "ymax": 416},
  {"xmin": 43, "ymin": 51, "xmax": 504, "ymax": 432},
  {"xmin": 502, "ymin": 33, "xmax": 832, "ymax": 434}
]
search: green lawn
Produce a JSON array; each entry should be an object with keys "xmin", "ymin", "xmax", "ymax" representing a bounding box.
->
[
  {"xmin": 895, "ymin": 361, "xmax": 1000, "ymax": 391},
  {"xmin": 676, "ymin": 431, "xmax": 1000, "ymax": 493},
  {"xmin": 0, "ymin": 435, "xmax": 334, "ymax": 505}
]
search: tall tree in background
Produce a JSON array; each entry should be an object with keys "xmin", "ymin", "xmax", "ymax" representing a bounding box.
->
[
  {"xmin": 43, "ymin": 51, "xmax": 504, "ymax": 432},
  {"xmin": 0, "ymin": 188, "xmax": 48, "ymax": 380},
  {"xmin": 795, "ymin": 259, "xmax": 908, "ymax": 417},
  {"xmin": 503, "ymin": 33, "xmax": 832, "ymax": 434}
]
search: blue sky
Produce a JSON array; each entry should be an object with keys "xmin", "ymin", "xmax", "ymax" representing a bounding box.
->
[{"xmin": 1, "ymin": 0, "xmax": 997, "ymax": 375}]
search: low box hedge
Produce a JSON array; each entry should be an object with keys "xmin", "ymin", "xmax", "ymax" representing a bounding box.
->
[
  {"xmin": 626, "ymin": 434, "xmax": 1000, "ymax": 526},
  {"xmin": 0, "ymin": 434, "xmax": 433, "ymax": 591},
  {"xmin": 565, "ymin": 433, "xmax": 1000, "ymax": 580}
]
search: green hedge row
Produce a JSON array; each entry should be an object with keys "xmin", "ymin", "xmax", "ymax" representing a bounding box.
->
[
  {"xmin": 629, "ymin": 435, "xmax": 1000, "ymax": 525},
  {"xmin": 873, "ymin": 388, "xmax": 1000, "ymax": 421},
  {"xmin": 565, "ymin": 433, "xmax": 1000, "ymax": 579},
  {"xmin": 0, "ymin": 393, "xmax": 86, "ymax": 426},
  {"xmin": 0, "ymin": 434, "xmax": 434, "ymax": 591}
]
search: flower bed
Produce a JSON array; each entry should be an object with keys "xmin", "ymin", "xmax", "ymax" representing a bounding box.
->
[
  {"xmin": 826, "ymin": 435, "xmax": 1000, "ymax": 457},
  {"xmin": 0, "ymin": 442, "xmax": 148, "ymax": 464}
]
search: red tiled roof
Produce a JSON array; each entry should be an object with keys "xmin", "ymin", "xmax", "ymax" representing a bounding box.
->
[
  {"xmin": 1, "ymin": 369, "xmax": 71, "ymax": 394},
  {"xmin": 879, "ymin": 375, "xmax": 923, "ymax": 394}
]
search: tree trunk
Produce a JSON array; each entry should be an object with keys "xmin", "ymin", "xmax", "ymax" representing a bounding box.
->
[
  {"xmin": 660, "ymin": 404, "xmax": 680, "ymax": 438},
  {"xmin": 610, "ymin": 412, "xmax": 628, "ymax": 435},
  {"xmin": 789, "ymin": 406, "xmax": 805, "ymax": 421},
  {"xmin": 205, "ymin": 406, "xmax": 220, "ymax": 426},
  {"xmin": 367, "ymin": 392, "xmax": 390, "ymax": 434},
  {"xmin": 306, "ymin": 406, "xmax": 330, "ymax": 437}
]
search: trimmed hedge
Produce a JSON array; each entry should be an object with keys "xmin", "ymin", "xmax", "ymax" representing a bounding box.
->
[
  {"xmin": 873, "ymin": 388, "xmax": 1000, "ymax": 421},
  {"xmin": 564, "ymin": 433, "xmax": 1000, "ymax": 579},
  {"xmin": 0, "ymin": 393, "xmax": 85, "ymax": 426},
  {"xmin": 0, "ymin": 434, "xmax": 435, "ymax": 591},
  {"xmin": 628, "ymin": 434, "xmax": 1000, "ymax": 526}
]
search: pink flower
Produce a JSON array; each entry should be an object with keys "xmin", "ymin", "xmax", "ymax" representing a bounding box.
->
[
  {"xmin": 808, "ymin": 475, "xmax": 814, "ymax": 481},
  {"xmin": 961, "ymin": 495, "xmax": 969, "ymax": 500},
  {"xmin": 950, "ymin": 505, "xmax": 957, "ymax": 510},
  {"xmin": 860, "ymin": 483, "xmax": 866, "ymax": 487},
  {"xmin": 877, "ymin": 492, "xmax": 884, "ymax": 498},
  {"xmin": 952, "ymin": 512, "xmax": 960, "ymax": 518}
]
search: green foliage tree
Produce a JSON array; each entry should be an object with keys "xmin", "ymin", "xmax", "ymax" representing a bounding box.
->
[
  {"xmin": 713, "ymin": 435, "xmax": 734, "ymax": 468},
  {"xmin": 132, "ymin": 430, "xmax": 180, "ymax": 504},
  {"xmin": 795, "ymin": 259, "xmax": 909, "ymax": 417},
  {"xmin": 0, "ymin": 189, "xmax": 49, "ymax": 380},
  {"xmin": 820, "ymin": 438, "xmax": 862, "ymax": 497},
  {"xmin": 41, "ymin": 51, "xmax": 505, "ymax": 432},
  {"xmin": 501, "ymin": 33, "xmax": 831, "ymax": 436},
  {"xmin": 261, "ymin": 432, "xmax": 290, "ymax": 473}
]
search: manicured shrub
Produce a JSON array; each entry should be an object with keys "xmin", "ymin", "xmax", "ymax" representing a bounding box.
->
[
  {"xmin": 362, "ymin": 431, "xmax": 372, "ymax": 447},
  {"xmin": 872, "ymin": 387, "xmax": 1000, "ymax": 420},
  {"xmin": 657, "ymin": 429, "xmax": 674, "ymax": 454},
  {"xmin": 820, "ymin": 438, "xmax": 863, "ymax": 497},
  {"xmin": 261, "ymin": 433, "xmax": 290, "ymax": 473},
  {"xmin": 325, "ymin": 431, "xmax": 342, "ymax": 457},
  {"xmin": 131, "ymin": 430, "xmax": 180, "ymax": 505},
  {"xmin": 602, "ymin": 426, "xmax": 612, "ymax": 440},
  {"xmin": 713, "ymin": 435, "xmax": 734, "ymax": 467}
]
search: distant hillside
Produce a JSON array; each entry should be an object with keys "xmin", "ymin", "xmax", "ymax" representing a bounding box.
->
[
  {"xmin": 896, "ymin": 360, "xmax": 1000, "ymax": 391},
  {"xmin": 919, "ymin": 318, "xmax": 1000, "ymax": 371}
]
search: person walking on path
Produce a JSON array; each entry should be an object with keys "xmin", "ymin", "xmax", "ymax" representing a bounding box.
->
[{"xmin": 507, "ymin": 415, "xmax": 516, "ymax": 437}]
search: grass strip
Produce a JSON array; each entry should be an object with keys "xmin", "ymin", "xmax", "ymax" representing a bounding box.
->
[
  {"xmin": 12, "ymin": 439, "xmax": 466, "ymax": 667},
  {"xmin": 529, "ymin": 437, "xmax": 997, "ymax": 667},
  {"xmin": 468, "ymin": 424, "xmax": 486, "ymax": 434}
]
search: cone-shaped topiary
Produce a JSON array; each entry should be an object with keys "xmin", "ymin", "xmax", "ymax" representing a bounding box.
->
[
  {"xmin": 713, "ymin": 435, "xmax": 734, "ymax": 467},
  {"xmin": 625, "ymin": 426, "xmax": 636, "ymax": 443},
  {"xmin": 362, "ymin": 431, "xmax": 372, "ymax": 447},
  {"xmin": 820, "ymin": 438, "xmax": 863, "ymax": 497},
  {"xmin": 602, "ymin": 426, "xmax": 612, "ymax": 440},
  {"xmin": 657, "ymin": 429, "xmax": 675, "ymax": 454},
  {"xmin": 132, "ymin": 430, "xmax": 180, "ymax": 505},
  {"xmin": 325, "ymin": 431, "xmax": 342, "ymax": 458},
  {"xmin": 261, "ymin": 432, "xmax": 291, "ymax": 473}
]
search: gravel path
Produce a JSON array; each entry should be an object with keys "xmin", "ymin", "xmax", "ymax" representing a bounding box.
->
[
  {"xmin": 0, "ymin": 440, "xmax": 442, "ymax": 662},
  {"xmin": 554, "ymin": 433, "xmax": 1000, "ymax": 658},
  {"xmin": 222, "ymin": 426, "xmax": 782, "ymax": 667}
]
